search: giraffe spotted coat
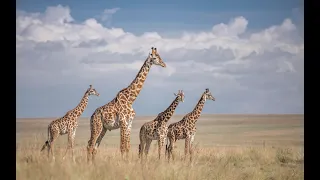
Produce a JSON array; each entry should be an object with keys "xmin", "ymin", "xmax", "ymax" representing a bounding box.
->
[
  {"xmin": 166, "ymin": 88, "xmax": 215, "ymax": 162},
  {"xmin": 86, "ymin": 47, "xmax": 167, "ymax": 162},
  {"xmin": 139, "ymin": 90, "xmax": 184, "ymax": 160}
]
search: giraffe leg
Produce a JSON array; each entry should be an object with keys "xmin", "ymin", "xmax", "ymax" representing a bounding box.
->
[
  {"xmin": 87, "ymin": 122, "xmax": 103, "ymax": 163},
  {"xmin": 189, "ymin": 133, "xmax": 196, "ymax": 162},
  {"xmin": 144, "ymin": 139, "xmax": 152, "ymax": 159},
  {"xmin": 125, "ymin": 111, "xmax": 135, "ymax": 159},
  {"xmin": 165, "ymin": 137, "xmax": 169, "ymax": 160},
  {"xmin": 71, "ymin": 129, "xmax": 76, "ymax": 162},
  {"xmin": 158, "ymin": 136, "xmax": 165, "ymax": 160},
  {"xmin": 119, "ymin": 116, "xmax": 133, "ymax": 160},
  {"xmin": 125, "ymin": 127, "xmax": 132, "ymax": 160},
  {"xmin": 168, "ymin": 139, "xmax": 176, "ymax": 162},
  {"xmin": 47, "ymin": 142, "xmax": 50, "ymax": 159},
  {"xmin": 184, "ymin": 137, "xmax": 191, "ymax": 161},
  {"xmin": 48, "ymin": 132, "xmax": 59, "ymax": 161},
  {"xmin": 62, "ymin": 131, "xmax": 73, "ymax": 160},
  {"xmin": 139, "ymin": 141, "xmax": 146, "ymax": 161},
  {"xmin": 95, "ymin": 128, "xmax": 107, "ymax": 148}
]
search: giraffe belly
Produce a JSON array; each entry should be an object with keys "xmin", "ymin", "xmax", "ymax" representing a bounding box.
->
[
  {"xmin": 146, "ymin": 133, "xmax": 159, "ymax": 140},
  {"xmin": 103, "ymin": 117, "xmax": 120, "ymax": 130},
  {"xmin": 60, "ymin": 127, "xmax": 68, "ymax": 135},
  {"xmin": 176, "ymin": 134, "xmax": 187, "ymax": 140}
]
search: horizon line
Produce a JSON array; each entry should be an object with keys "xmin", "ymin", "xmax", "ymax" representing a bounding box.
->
[{"xmin": 16, "ymin": 113, "xmax": 304, "ymax": 119}]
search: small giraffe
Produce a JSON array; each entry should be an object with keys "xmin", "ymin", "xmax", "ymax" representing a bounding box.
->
[
  {"xmin": 40, "ymin": 85, "xmax": 100, "ymax": 161},
  {"xmin": 86, "ymin": 47, "xmax": 166, "ymax": 162},
  {"xmin": 139, "ymin": 90, "xmax": 185, "ymax": 161},
  {"xmin": 165, "ymin": 88, "xmax": 215, "ymax": 162}
]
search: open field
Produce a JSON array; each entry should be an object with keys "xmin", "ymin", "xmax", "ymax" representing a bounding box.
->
[{"xmin": 16, "ymin": 114, "xmax": 304, "ymax": 180}]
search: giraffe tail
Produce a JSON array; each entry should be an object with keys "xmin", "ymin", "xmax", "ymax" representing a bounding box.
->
[
  {"xmin": 40, "ymin": 141, "xmax": 49, "ymax": 152},
  {"xmin": 40, "ymin": 125, "xmax": 50, "ymax": 152},
  {"xmin": 138, "ymin": 144, "xmax": 141, "ymax": 158}
]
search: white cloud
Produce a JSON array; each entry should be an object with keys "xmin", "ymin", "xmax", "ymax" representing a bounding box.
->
[
  {"xmin": 99, "ymin": 8, "xmax": 120, "ymax": 23},
  {"xmin": 16, "ymin": 5, "xmax": 304, "ymax": 115}
]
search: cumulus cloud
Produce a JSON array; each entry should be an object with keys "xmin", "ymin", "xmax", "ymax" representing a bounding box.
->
[
  {"xmin": 96, "ymin": 7, "xmax": 120, "ymax": 25},
  {"xmin": 16, "ymin": 5, "xmax": 304, "ymax": 116}
]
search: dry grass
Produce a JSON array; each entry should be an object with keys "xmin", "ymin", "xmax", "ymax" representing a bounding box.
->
[{"xmin": 16, "ymin": 114, "xmax": 304, "ymax": 180}]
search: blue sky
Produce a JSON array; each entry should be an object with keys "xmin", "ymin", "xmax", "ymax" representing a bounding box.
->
[
  {"xmin": 16, "ymin": 0, "xmax": 304, "ymax": 118},
  {"xmin": 17, "ymin": 0, "xmax": 302, "ymax": 33}
]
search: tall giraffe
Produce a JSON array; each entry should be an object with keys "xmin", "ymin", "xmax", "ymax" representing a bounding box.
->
[
  {"xmin": 165, "ymin": 88, "xmax": 215, "ymax": 162},
  {"xmin": 139, "ymin": 90, "xmax": 185, "ymax": 161},
  {"xmin": 86, "ymin": 47, "xmax": 166, "ymax": 162},
  {"xmin": 40, "ymin": 85, "xmax": 100, "ymax": 161}
]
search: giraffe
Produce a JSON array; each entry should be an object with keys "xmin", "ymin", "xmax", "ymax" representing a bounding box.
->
[
  {"xmin": 165, "ymin": 88, "xmax": 215, "ymax": 162},
  {"xmin": 138, "ymin": 90, "xmax": 185, "ymax": 161},
  {"xmin": 86, "ymin": 47, "xmax": 166, "ymax": 162},
  {"xmin": 40, "ymin": 85, "xmax": 100, "ymax": 161}
]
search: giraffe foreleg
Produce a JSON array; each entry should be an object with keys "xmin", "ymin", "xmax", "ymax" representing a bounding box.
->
[
  {"xmin": 189, "ymin": 132, "xmax": 196, "ymax": 162},
  {"xmin": 119, "ymin": 121, "xmax": 131, "ymax": 160},
  {"xmin": 62, "ymin": 131, "xmax": 73, "ymax": 160},
  {"xmin": 158, "ymin": 136, "xmax": 165, "ymax": 160},
  {"xmin": 71, "ymin": 129, "xmax": 76, "ymax": 162},
  {"xmin": 184, "ymin": 137, "xmax": 191, "ymax": 161}
]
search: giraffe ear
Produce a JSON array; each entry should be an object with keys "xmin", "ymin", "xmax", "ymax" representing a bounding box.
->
[{"xmin": 174, "ymin": 93, "xmax": 177, "ymax": 96}]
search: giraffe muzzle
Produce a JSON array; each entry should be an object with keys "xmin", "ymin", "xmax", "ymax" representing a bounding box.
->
[{"xmin": 161, "ymin": 62, "xmax": 166, "ymax": 68}]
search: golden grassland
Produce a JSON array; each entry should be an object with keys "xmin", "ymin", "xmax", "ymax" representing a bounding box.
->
[{"xmin": 16, "ymin": 114, "xmax": 304, "ymax": 180}]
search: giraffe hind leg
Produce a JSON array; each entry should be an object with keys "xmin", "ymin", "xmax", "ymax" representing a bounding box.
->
[
  {"xmin": 144, "ymin": 139, "xmax": 152, "ymax": 159},
  {"xmin": 87, "ymin": 122, "xmax": 103, "ymax": 163},
  {"xmin": 49, "ymin": 133, "xmax": 59, "ymax": 161},
  {"xmin": 95, "ymin": 128, "xmax": 107, "ymax": 148}
]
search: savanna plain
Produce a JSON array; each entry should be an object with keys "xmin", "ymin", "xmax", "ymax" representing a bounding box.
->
[{"xmin": 16, "ymin": 114, "xmax": 304, "ymax": 180}]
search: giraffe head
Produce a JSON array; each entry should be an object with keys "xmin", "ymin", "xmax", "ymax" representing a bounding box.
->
[
  {"xmin": 86, "ymin": 85, "xmax": 100, "ymax": 97},
  {"xmin": 174, "ymin": 90, "xmax": 185, "ymax": 102},
  {"xmin": 148, "ymin": 47, "xmax": 166, "ymax": 67},
  {"xmin": 203, "ymin": 88, "xmax": 215, "ymax": 101}
]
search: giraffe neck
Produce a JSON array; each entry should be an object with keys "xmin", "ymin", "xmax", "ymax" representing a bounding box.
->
[
  {"xmin": 71, "ymin": 92, "xmax": 89, "ymax": 119},
  {"xmin": 126, "ymin": 58, "xmax": 152, "ymax": 104},
  {"xmin": 190, "ymin": 94, "xmax": 206, "ymax": 122},
  {"xmin": 158, "ymin": 96, "xmax": 180, "ymax": 123}
]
